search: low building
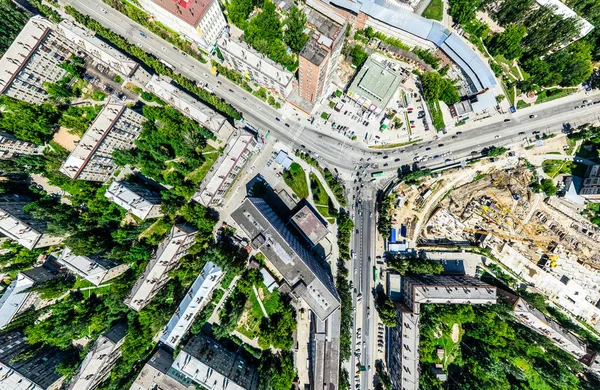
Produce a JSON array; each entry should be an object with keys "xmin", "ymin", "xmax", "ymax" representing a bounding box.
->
[
  {"xmin": 68, "ymin": 324, "xmax": 128, "ymax": 390},
  {"xmin": 125, "ymin": 224, "xmax": 198, "ymax": 312},
  {"xmin": 55, "ymin": 247, "xmax": 130, "ymax": 286},
  {"xmin": 0, "ymin": 132, "xmax": 43, "ymax": 159},
  {"xmin": 0, "ymin": 267, "xmax": 59, "ymax": 329},
  {"xmin": 145, "ymin": 75, "xmax": 234, "ymax": 138},
  {"xmin": 60, "ymin": 101, "xmax": 145, "ymax": 181},
  {"xmin": 130, "ymin": 348, "xmax": 190, "ymax": 390},
  {"xmin": 193, "ymin": 130, "xmax": 256, "ymax": 207},
  {"xmin": 347, "ymin": 56, "xmax": 402, "ymax": 114},
  {"xmin": 168, "ymin": 333, "xmax": 260, "ymax": 390},
  {"xmin": 449, "ymin": 90, "xmax": 497, "ymax": 118},
  {"xmin": 0, "ymin": 330, "xmax": 67, "ymax": 389},
  {"xmin": 136, "ymin": 0, "xmax": 227, "ymax": 52},
  {"xmin": 217, "ymin": 34, "xmax": 295, "ymax": 98},
  {"xmin": 580, "ymin": 165, "xmax": 600, "ymax": 201},
  {"xmin": 159, "ymin": 262, "xmax": 223, "ymax": 349},
  {"xmin": 57, "ymin": 20, "xmax": 138, "ymax": 77},
  {"xmin": 105, "ymin": 180, "xmax": 163, "ymax": 220},
  {"xmin": 0, "ymin": 195, "xmax": 64, "ymax": 250},
  {"xmin": 290, "ymin": 204, "xmax": 329, "ymax": 247},
  {"xmin": 0, "ymin": 16, "xmax": 77, "ymax": 104}
]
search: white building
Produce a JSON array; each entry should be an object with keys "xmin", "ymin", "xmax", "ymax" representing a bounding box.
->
[
  {"xmin": 68, "ymin": 324, "xmax": 128, "ymax": 390},
  {"xmin": 0, "ymin": 132, "xmax": 43, "ymax": 159},
  {"xmin": 55, "ymin": 247, "xmax": 130, "ymax": 286},
  {"xmin": 193, "ymin": 130, "xmax": 256, "ymax": 207},
  {"xmin": 160, "ymin": 262, "xmax": 223, "ymax": 349},
  {"xmin": 136, "ymin": 0, "xmax": 227, "ymax": 51},
  {"xmin": 60, "ymin": 101, "xmax": 145, "ymax": 182},
  {"xmin": 217, "ymin": 34, "xmax": 295, "ymax": 98},
  {"xmin": 0, "ymin": 16, "xmax": 77, "ymax": 104},
  {"xmin": 105, "ymin": 180, "xmax": 163, "ymax": 220},
  {"xmin": 125, "ymin": 224, "xmax": 198, "ymax": 312},
  {"xmin": 57, "ymin": 20, "xmax": 138, "ymax": 77}
]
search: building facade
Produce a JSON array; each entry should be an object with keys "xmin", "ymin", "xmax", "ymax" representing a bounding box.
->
[
  {"xmin": 60, "ymin": 101, "xmax": 145, "ymax": 181},
  {"xmin": 55, "ymin": 247, "xmax": 130, "ymax": 286},
  {"xmin": 0, "ymin": 132, "xmax": 44, "ymax": 159},
  {"xmin": 0, "ymin": 16, "xmax": 77, "ymax": 104},
  {"xmin": 581, "ymin": 165, "xmax": 600, "ymax": 201},
  {"xmin": 125, "ymin": 224, "xmax": 198, "ymax": 312},
  {"xmin": 105, "ymin": 180, "xmax": 163, "ymax": 220},
  {"xmin": 136, "ymin": 0, "xmax": 227, "ymax": 51}
]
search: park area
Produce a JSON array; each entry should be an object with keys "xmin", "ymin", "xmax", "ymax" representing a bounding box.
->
[
  {"xmin": 284, "ymin": 162, "xmax": 309, "ymax": 199},
  {"xmin": 237, "ymin": 281, "xmax": 281, "ymax": 340},
  {"xmin": 309, "ymin": 172, "xmax": 338, "ymax": 222}
]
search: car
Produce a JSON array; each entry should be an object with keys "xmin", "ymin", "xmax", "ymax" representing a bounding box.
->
[
  {"xmin": 383, "ymin": 163, "xmax": 388, "ymax": 166},
  {"xmin": 495, "ymin": 135, "xmax": 500, "ymax": 138},
  {"xmin": 456, "ymin": 131, "xmax": 463, "ymax": 135},
  {"xmin": 425, "ymin": 147, "xmax": 431, "ymax": 151},
  {"xmin": 452, "ymin": 135, "xmax": 458, "ymax": 139},
  {"xmin": 394, "ymin": 158, "xmax": 401, "ymax": 162},
  {"xmin": 471, "ymin": 151, "xmax": 478, "ymax": 155},
  {"xmin": 228, "ymin": 89, "xmax": 234, "ymax": 93},
  {"xmin": 438, "ymin": 144, "xmax": 444, "ymax": 147},
  {"xmin": 433, "ymin": 155, "xmax": 440, "ymax": 159},
  {"xmin": 529, "ymin": 114, "xmax": 538, "ymax": 118},
  {"xmin": 383, "ymin": 155, "xmax": 389, "ymax": 159},
  {"xmin": 275, "ymin": 117, "xmax": 281, "ymax": 122},
  {"xmin": 445, "ymin": 158, "xmax": 452, "ymax": 162},
  {"xmin": 139, "ymin": 31, "xmax": 147, "ymax": 37},
  {"xmin": 532, "ymin": 131, "xmax": 540, "ymax": 135},
  {"xmin": 285, "ymin": 123, "xmax": 290, "ymax": 128},
  {"xmin": 518, "ymin": 131, "xmax": 526, "ymax": 135},
  {"xmin": 181, "ymin": 52, "xmax": 187, "ymax": 56},
  {"xmin": 575, "ymin": 106, "xmax": 580, "ymax": 109},
  {"xmin": 504, "ymin": 119, "xmax": 511, "ymax": 122}
]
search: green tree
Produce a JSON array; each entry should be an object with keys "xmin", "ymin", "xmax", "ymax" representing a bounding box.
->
[
  {"xmin": 375, "ymin": 289, "xmax": 397, "ymax": 327},
  {"xmin": 284, "ymin": 6, "xmax": 309, "ymax": 53},
  {"xmin": 0, "ymin": 0, "xmax": 30, "ymax": 56},
  {"xmin": 0, "ymin": 96, "xmax": 60, "ymax": 144},
  {"xmin": 349, "ymin": 45, "xmax": 368, "ymax": 67},
  {"xmin": 227, "ymin": 0, "xmax": 254, "ymax": 27},
  {"xmin": 487, "ymin": 24, "xmax": 527, "ymax": 60}
]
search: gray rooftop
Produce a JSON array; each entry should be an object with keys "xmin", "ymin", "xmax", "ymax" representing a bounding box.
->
[
  {"xmin": 300, "ymin": 38, "xmax": 329, "ymax": 66},
  {"xmin": 290, "ymin": 204, "xmax": 329, "ymax": 246},
  {"xmin": 348, "ymin": 57, "xmax": 402, "ymax": 108}
]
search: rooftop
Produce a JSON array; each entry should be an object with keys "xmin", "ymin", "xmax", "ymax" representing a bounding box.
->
[
  {"xmin": 290, "ymin": 204, "xmax": 329, "ymax": 246},
  {"xmin": 130, "ymin": 348, "xmax": 190, "ymax": 390},
  {"xmin": 0, "ymin": 273, "xmax": 36, "ymax": 329},
  {"xmin": 105, "ymin": 180, "xmax": 162, "ymax": 220},
  {"xmin": 56, "ymin": 247, "xmax": 126, "ymax": 286},
  {"xmin": 147, "ymin": 0, "xmax": 214, "ymax": 27},
  {"xmin": 300, "ymin": 38, "xmax": 329, "ymax": 66},
  {"xmin": 348, "ymin": 56, "xmax": 402, "ymax": 108},
  {"xmin": 304, "ymin": 6, "xmax": 344, "ymax": 48}
]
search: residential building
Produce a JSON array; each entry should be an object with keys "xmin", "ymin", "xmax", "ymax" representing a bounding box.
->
[
  {"xmin": 145, "ymin": 75, "xmax": 234, "ymax": 138},
  {"xmin": 68, "ymin": 324, "xmax": 128, "ymax": 390},
  {"xmin": 217, "ymin": 34, "xmax": 295, "ymax": 98},
  {"xmin": 125, "ymin": 224, "xmax": 198, "ymax": 312},
  {"xmin": 580, "ymin": 165, "xmax": 600, "ymax": 201},
  {"xmin": 347, "ymin": 56, "xmax": 402, "ymax": 113},
  {"xmin": 136, "ymin": 0, "xmax": 227, "ymax": 51},
  {"xmin": 60, "ymin": 101, "xmax": 145, "ymax": 181},
  {"xmin": 55, "ymin": 247, "xmax": 130, "ymax": 286},
  {"xmin": 105, "ymin": 180, "xmax": 163, "ymax": 220},
  {"xmin": 193, "ymin": 130, "xmax": 256, "ymax": 207},
  {"xmin": 298, "ymin": 7, "xmax": 347, "ymax": 104},
  {"xmin": 0, "ymin": 267, "xmax": 59, "ymax": 329},
  {"xmin": 57, "ymin": 20, "xmax": 138, "ymax": 77},
  {"xmin": 0, "ymin": 195, "xmax": 64, "ymax": 250},
  {"xmin": 130, "ymin": 348, "xmax": 190, "ymax": 390},
  {"xmin": 0, "ymin": 132, "xmax": 43, "ymax": 159},
  {"xmin": 290, "ymin": 204, "xmax": 329, "ymax": 247},
  {"xmin": 0, "ymin": 16, "xmax": 77, "ymax": 104},
  {"xmin": 0, "ymin": 331, "xmax": 67, "ymax": 389},
  {"xmin": 168, "ymin": 333, "xmax": 260, "ymax": 390},
  {"xmin": 389, "ymin": 275, "xmax": 497, "ymax": 390},
  {"xmin": 160, "ymin": 262, "xmax": 223, "ymax": 349}
]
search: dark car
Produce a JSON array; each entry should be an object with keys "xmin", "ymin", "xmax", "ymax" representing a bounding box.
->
[
  {"xmin": 228, "ymin": 89, "xmax": 234, "ymax": 93},
  {"xmin": 285, "ymin": 123, "xmax": 290, "ymax": 128},
  {"xmin": 518, "ymin": 131, "xmax": 526, "ymax": 135},
  {"xmin": 471, "ymin": 151, "xmax": 478, "ymax": 155},
  {"xmin": 383, "ymin": 155, "xmax": 389, "ymax": 159},
  {"xmin": 438, "ymin": 144, "xmax": 444, "ymax": 147},
  {"xmin": 275, "ymin": 117, "xmax": 281, "ymax": 122},
  {"xmin": 456, "ymin": 132, "xmax": 463, "ymax": 135},
  {"xmin": 452, "ymin": 135, "xmax": 458, "ymax": 139},
  {"xmin": 504, "ymin": 119, "xmax": 511, "ymax": 122},
  {"xmin": 426, "ymin": 147, "xmax": 431, "ymax": 151},
  {"xmin": 394, "ymin": 158, "xmax": 401, "ymax": 162}
]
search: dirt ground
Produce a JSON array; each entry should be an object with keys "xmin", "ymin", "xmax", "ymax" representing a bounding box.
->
[{"xmin": 52, "ymin": 127, "xmax": 80, "ymax": 151}]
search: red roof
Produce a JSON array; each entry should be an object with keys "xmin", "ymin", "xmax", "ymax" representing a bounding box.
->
[{"xmin": 150, "ymin": 0, "xmax": 213, "ymax": 27}]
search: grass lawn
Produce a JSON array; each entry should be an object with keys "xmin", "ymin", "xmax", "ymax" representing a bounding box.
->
[
  {"xmin": 566, "ymin": 138, "xmax": 577, "ymax": 155},
  {"xmin": 237, "ymin": 282, "xmax": 281, "ymax": 340},
  {"xmin": 310, "ymin": 172, "xmax": 337, "ymax": 219},
  {"xmin": 428, "ymin": 100, "xmax": 445, "ymax": 131},
  {"xmin": 516, "ymin": 99, "xmax": 531, "ymax": 109},
  {"xmin": 369, "ymin": 139, "xmax": 422, "ymax": 149},
  {"xmin": 422, "ymin": 0, "xmax": 443, "ymax": 21},
  {"xmin": 536, "ymin": 88, "xmax": 577, "ymax": 104},
  {"xmin": 542, "ymin": 160, "xmax": 575, "ymax": 178},
  {"xmin": 186, "ymin": 145, "xmax": 220, "ymax": 184},
  {"xmin": 284, "ymin": 162, "xmax": 309, "ymax": 199}
]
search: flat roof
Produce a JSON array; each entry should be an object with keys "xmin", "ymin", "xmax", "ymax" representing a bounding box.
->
[
  {"xmin": 300, "ymin": 38, "xmax": 329, "ymax": 66},
  {"xmin": 0, "ymin": 273, "xmax": 35, "ymax": 329},
  {"xmin": 348, "ymin": 57, "xmax": 401, "ymax": 108},
  {"xmin": 105, "ymin": 180, "xmax": 162, "ymax": 220},
  {"xmin": 305, "ymin": 6, "xmax": 344, "ymax": 48},
  {"xmin": 56, "ymin": 247, "xmax": 123, "ymax": 286},
  {"xmin": 290, "ymin": 204, "xmax": 329, "ymax": 246},
  {"xmin": 0, "ymin": 197, "xmax": 45, "ymax": 250},
  {"xmin": 147, "ymin": 0, "xmax": 213, "ymax": 27}
]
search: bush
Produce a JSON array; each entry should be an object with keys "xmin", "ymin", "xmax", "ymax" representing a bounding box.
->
[
  {"xmin": 113, "ymin": 74, "xmax": 123, "ymax": 83},
  {"xmin": 90, "ymin": 90, "xmax": 107, "ymax": 101},
  {"xmin": 320, "ymin": 112, "xmax": 330, "ymax": 120}
]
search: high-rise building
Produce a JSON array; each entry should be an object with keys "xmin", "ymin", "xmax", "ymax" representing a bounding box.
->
[
  {"xmin": 0, "ymin": 16, "xmax": 77, "ymax": 104},
  {"xmin": 105, "ymin": 180, "xmax": 163, "ymax": 220},
  {"xmin": 125, "ymin": 224, "xmax": 198, "ymax": 312},
  {"xmin": 55, "ymin": 247, "xmax": 130, "ymax": 286},
  {"xmin": 68, "ymin": 324, "xmax": 128, "ymax": 390},
  {"xmin": 60, "ymin": 101, "xmax": 145, "ymax": 182},
  {"xmin": 0, "ymin": 132, "xmax": 44, "ymax": 159},
  {"xmin": 130, "ymin": 348, "xmax": 190, "ymax": 390},
  {"xmin": 136, "ymin": 0, "xmax": 227, "ymax": 51}
]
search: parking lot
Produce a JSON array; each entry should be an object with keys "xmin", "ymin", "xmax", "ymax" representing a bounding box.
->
[{"xmin": 82, "ymin": 56, "xmax": 135, "ymax": 101}]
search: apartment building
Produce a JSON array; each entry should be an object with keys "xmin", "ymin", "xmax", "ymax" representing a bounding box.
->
[
  {"xmin": 68, "ymin": 324, "xmax": 128, "ymax": 390},
  {"xmin": 159, "ymin": 262, "xmax": 223, "ymax": 349},
  {"xmin": 217, "ymin": 34, "xmax": 295, "ymax": 98},
  {"xmin": 0, "ymin": 132, "xmax": 44, "ymax": 159},
  {"xmin": 298, "ymin": 6, "xmax": 347, "ymax": 104},
  {"xmin": 57, "ymin": 20, "xmax": 138, "ymax": 77},
  {"xmin": 193, "ymin": 130, "xmax": 256, "ymax": 207},
  {"xmin": 0, "ymin": 16, "xmax": 77, "ymax": 104},
  {"xmin": 136, "ymin": 0, "xmax": 227, "ymax": 51},
  {"xmin": 60, "ymin": 101, "xmax": 145, "ymax": 182},
  {"xmin": 169, "ymin": 333, "xmax": 260, "ymax": 390},
  {"xmin": 0, "ymin": 195, "xmax": 64, "ymax": 250},
  {"xmin": 125, "ymin": 224, "xmax": 198, "ymax": 312},
  {"xmin": 130, "ymin": 348, "xmax": 190, "ymax": 390},
  {"xmin": 0, "ymin": 331, "xmax": 67, "ymax": 389},
  {"xmin": 55, "ymin": 247, "xmax": 129, "ymax": 286},
  {"xmin": 105, "ymin": 180, "xmax": 163, "ymax": 220},
  {"xmin": 580, "ymin": 165, "xmax": 600, "ymax": 201}
]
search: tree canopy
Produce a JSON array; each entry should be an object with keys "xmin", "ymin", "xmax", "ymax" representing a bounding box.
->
[
  {"xmin": 0, "ymin": 96, "xmax": 60, "ymax": 144},
  {"xmin": 420, "ymin": 72, "xmax": 460, "ymax": 105},
  {"xmin": 284, "ymin": 6, "xmax": 309, "ymax": 53}
]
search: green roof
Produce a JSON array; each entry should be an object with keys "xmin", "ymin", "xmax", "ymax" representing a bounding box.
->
[{"xmin": 348, "ymin": 57, "xmax": 402, "ymax": 108}]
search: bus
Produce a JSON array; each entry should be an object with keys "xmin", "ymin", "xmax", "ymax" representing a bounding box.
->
[
  {"xmin": 159, "ymin": 59, "xmax": 175, "ymax": 71},
  {"xmin": 371, "ymin": 171, "xmax": 384, "ymax": 178}
]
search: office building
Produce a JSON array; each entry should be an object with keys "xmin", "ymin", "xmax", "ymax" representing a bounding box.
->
[
  {"xmin": 105, "ymin": 180, "xmax": 163, "ymax": 220},
  {"xmin": 136, "ymin": 0, "xmax": 227, "ymax": 51},
  {"xmin": 580, "ymin": 165, "xmax": 600, "ymax": 201},
  {"xmin": 145, "ymin": 75, "xmax": 234, "ymax": 138},
  {"xmin": 298, "ymin": 7, "xmax": 347, "ymax": 104},
  {"xmin": 57, "ymin": 20, "xmax": 138, "ymax": 77},
  {"xmin": 347, "ymin": 56, "xmax": 402, "ymax": 113},
  {"xmin": 68, "ymin": 324, "xmax": 128, "ymax": 390},
  {"xmin": 160, "ymin": 262, "xmax": 223, "ymax": 349},
  {"xmin": 56, "ymin": 246, "xmax": 129, "ymax": 286},
  {"xmin": 0, "ymin": 331, "xmax": 67, "ymax": 389},
  {"xmin": 169, "ymin": 333, "xmax": 260, "ymax": 390},
  {"xmin": 130, "ymin": 348, "xmax": 190, "ymax": 390},
  {"xmin": 193, "ymin": 130, "xmax": 256, "ymax": 207},
  {"xmin": 0, "ymin": 132, "xmax": 43, "ymax": 159},
  {"xmin": 60, "ymin": 102, "xmax": 145, "ymax": 181},
  {"xmin": 0, "ymin": 267, "xmax": 59, "ymax": 329},
  {"xmin": 389, "ymin": 275, "xmax": 497, "ymax": 390},
  {"xmin": 0, "ymin": 195, "xmax": 64, "ymax": 250},
  {"xmin": 126, "ymin": 224, "xmax": 198, "ymax": 312},
  {"xmin": 217, "ymin": 34, "xmax": 295, "ymax": 98},
  {"xmin": 0, "ymin": 16, "xmax": 77, "ymax": 104}
]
